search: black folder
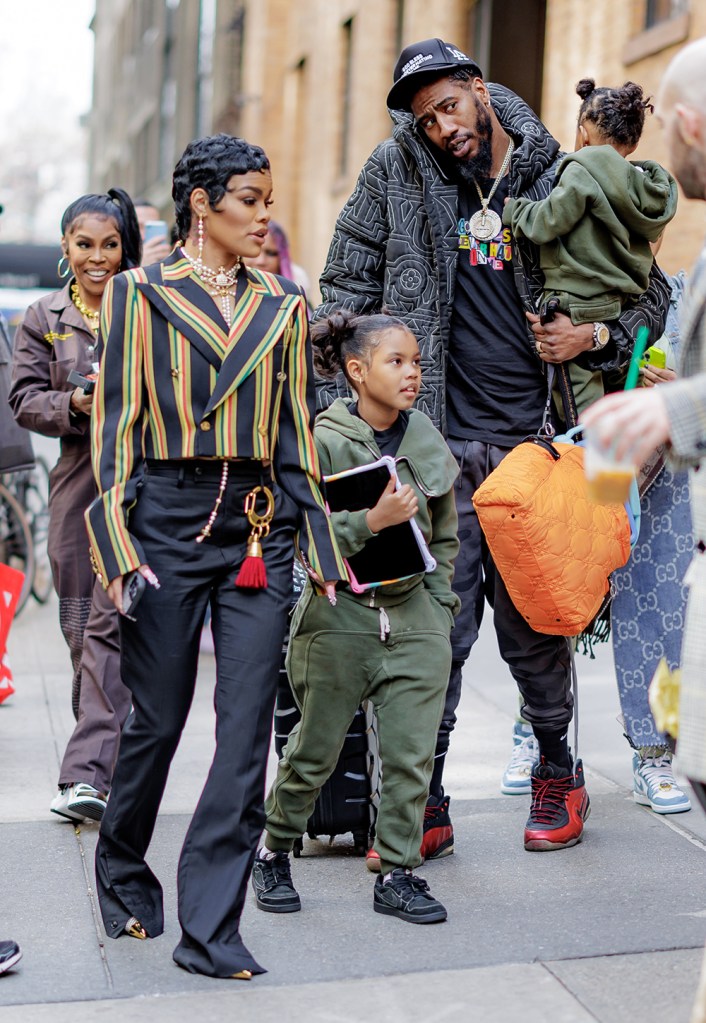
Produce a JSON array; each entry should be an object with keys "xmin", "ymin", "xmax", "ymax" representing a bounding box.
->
[{"xmin": 323, "ymin": 456, "xmax": 436, "ymax": 591}]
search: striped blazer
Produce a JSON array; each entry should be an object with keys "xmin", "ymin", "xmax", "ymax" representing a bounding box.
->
[{"xmin": 85, "ymin": 249, "xmax": 346, "ymax": 587}]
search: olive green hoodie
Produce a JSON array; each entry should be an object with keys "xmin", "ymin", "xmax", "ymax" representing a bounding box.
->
[
  {"xmin": 314, "ymin": 398, "xmax": 460, "ymax": 620},
  {"xmin": 503, "ymin": 145, "xmax": 678, "ymax": 300}
]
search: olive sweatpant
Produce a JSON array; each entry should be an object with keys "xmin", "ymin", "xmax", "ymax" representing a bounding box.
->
[{"xmin": 265, "ymin": 585, "xmax": 452, "ymax": 876}]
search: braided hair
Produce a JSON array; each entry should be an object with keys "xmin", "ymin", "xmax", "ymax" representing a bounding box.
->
[
  {"xmin": 312, "ymin": 309, "xmax": 409, "ymax": 386},
  {"xmin": 576, "ymin": 78, "xmax": 653, "ymax": 148}
]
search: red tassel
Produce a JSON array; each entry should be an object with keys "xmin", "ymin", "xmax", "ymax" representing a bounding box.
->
[{"xmin": 235, "ymin": 536, "xmax": 268, "ymax": 589}]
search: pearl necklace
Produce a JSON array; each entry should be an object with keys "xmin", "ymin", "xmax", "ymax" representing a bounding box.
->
[
  {"xmin": 70, "ymin": 282, "xmax": 100, "ymax": 333},
  {"xmin": 182, "ymin": 248, "xmax": 241, "ymax": 322}
]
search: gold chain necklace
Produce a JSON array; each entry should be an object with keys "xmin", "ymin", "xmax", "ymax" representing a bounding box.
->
[
  {"xmin": 70, "ymin": 282, "xmax": 100, "ymax": 333},
  {"xmin": 469, "ymin": 139, "xmax": 515, "ymax": 242},
  {"xmin": 182, "ymin": 249, "xmax": 241, "ymax": 322}
]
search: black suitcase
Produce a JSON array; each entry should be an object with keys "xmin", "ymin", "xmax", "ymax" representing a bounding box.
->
[
  {"xmin": 275, "ymin": 562, "xmax": 379, "ymax": 857},
  {"xmin": 274, "ymin": 673, "xmax": 377, "ymax": 856}
]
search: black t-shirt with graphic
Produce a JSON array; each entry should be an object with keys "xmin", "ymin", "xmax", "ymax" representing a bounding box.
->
[{"xmin": 446, "ymin": 173, "xmax": 546, "ymax": 446}]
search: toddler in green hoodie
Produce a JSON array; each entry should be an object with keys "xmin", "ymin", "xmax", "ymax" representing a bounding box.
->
[{"xmin": 503, "ymin": 78, "xmax": 678, "ymax": 414}]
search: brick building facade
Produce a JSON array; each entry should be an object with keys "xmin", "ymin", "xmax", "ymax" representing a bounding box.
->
[{"xmin": 89, "ymin": 0, "xmax": 704, "ymax": 292}]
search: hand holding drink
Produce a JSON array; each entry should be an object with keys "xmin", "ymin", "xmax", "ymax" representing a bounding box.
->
[
  {"xmin": 580, "ymin": 326, "xmax": 673, "ymax": 494},
  {"xmin": 583, "ymin": 426, "xmax": 635, "ymax": 504}
]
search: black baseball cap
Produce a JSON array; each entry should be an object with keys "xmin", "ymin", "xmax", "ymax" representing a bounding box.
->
[{"xmin": 387, "ymin": 38, "xmax": 483, "ymax": 111}]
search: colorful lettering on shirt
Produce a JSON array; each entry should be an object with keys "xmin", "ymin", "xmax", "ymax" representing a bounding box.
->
[{"xmin": 457, "ymin": 220, "xmax": 513, "ymax": 271}]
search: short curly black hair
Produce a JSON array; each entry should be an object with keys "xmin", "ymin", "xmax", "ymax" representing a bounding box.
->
[{"xmin": 172, "ymin": 134, "xmax": 270, "ymax": 240}]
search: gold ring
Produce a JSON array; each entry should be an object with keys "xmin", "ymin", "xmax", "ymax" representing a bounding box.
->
[{"xmin": 537, "ymin": 341, "xmax": 543, "ymax": 355}]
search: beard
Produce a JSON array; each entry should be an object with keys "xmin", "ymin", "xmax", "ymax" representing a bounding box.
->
[{"xmin": 452, "ymin": 96, "xmax": 495, "ymax": 182}]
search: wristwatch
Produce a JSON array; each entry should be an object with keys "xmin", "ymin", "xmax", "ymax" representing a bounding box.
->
[{"xmin": 592, "ymin": 322, "xmax": 610, "ymax": 351}]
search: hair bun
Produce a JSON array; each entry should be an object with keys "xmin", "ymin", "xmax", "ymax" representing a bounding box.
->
[
  {"xmin": 326, "ymin": 307, "xmax": 356, "ymax": 342},
  {"xmin": 575, "ymin": 78, "xmax": 596, "ymax": 101}
]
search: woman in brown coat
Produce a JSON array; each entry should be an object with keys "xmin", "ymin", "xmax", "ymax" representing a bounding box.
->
[{"xmin": 9, "ymin": 189, "xmax": 141, "ymax": 821}]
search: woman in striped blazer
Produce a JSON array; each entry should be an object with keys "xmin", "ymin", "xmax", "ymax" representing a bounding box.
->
[{"xmin": 86, "ymin": 134, "xmax": 345, "ymax": 979}]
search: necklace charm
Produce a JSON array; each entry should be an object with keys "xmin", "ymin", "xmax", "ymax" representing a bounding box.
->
[
  {"xmin": 469, "ymin": 207, "xmax": 502, "ymax": 242},
  {"xmin": 182, "ymin": 248, "xmax": 240, "ymax": 323},
  {"xmin": 469, "ymin": 139, "xmax": 515, "ymax": 243}
]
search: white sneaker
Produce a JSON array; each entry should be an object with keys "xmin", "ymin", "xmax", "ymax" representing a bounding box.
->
[
  {"xmin": 51, "ymin": 783, "xmax": 107, "ymax": 823},
  {"xmin": 633, "ymin": 752, "xmax": 691, "ymax": 814},
  {"xmin": 501, "ymin": 723, "xmax": 539, "ymax": 795}
]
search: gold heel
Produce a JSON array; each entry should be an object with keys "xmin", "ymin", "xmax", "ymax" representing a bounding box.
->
[
  {"xmin": 125, "ymin": 917, "xmax": 148, "ymax": 940},
  {"xmin": 230, "ymin": 969, "xmax": 253, "ymax": 980}
]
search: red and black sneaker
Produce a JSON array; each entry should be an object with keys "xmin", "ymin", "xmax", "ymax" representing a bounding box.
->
[
  {"xmin": 366, "ymin": 793, "xmax": 455, "ymax": 871},
  {"xmin": 421, "ymin": 793, "xmax": 454, "ymax": 861},
  {"xmin": 524, "ymin": 758, "xmax": 590, "ymax": 851}
]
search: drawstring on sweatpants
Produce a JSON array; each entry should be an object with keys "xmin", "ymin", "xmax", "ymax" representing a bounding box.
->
[{"xmin": 379, "ymin": 607, "xmax": 390, "ymax": 643}]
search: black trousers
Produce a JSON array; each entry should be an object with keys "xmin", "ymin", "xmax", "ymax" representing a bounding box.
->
[
  {"xmin": 435, "ymin": 439, "xmax": 573, "ymax": 766},
  {"xmin": 95, "ymin": 461, "xmax": 295, "ymax": 977}
]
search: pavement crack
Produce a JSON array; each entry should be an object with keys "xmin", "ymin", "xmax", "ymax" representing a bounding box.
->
[
  {"xmin": 72, "ymin": 823, "xmax": 114, "ymax": 990},
  {"xmin": 539, "ymin": 960, "xmax": 602, "ymax": 1021}
]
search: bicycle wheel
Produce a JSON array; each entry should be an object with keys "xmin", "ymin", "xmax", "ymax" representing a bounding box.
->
[
  {"xmin": 21, "ymin": 459, "xmax": 53, "ymax": 604},
  {"xmin": 0, "ymin": 483, "xmax": 35, "ymax": 616}
]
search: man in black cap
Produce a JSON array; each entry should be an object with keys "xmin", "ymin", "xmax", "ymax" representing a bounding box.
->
[{"xmin": 314, "ymin": 38, "xmax": 670, "ymax": 857}]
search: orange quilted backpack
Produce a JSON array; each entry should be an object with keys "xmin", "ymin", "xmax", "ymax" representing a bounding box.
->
[{"xmin": 472, "ymin": 433, "xmax": 632, "ymax": 636}]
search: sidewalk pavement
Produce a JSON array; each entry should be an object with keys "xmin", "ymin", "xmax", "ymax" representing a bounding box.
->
[{"xmin": 1, "ymin": 589, "xmax": 705, "ymax": 1022}]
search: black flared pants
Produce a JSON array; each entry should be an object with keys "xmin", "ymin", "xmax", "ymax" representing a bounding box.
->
[{"xmin": 95, "ymin": 461, "xmax": 294, "ymax": 977}]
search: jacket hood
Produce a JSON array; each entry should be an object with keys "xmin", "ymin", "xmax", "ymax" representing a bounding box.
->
[
  {"xmin": 390, "ymin": 82, "xmax": 561, "ymax": 192},
  {"xmin": 315, "ymin": 398, "xmax": 459, "ymax": 496},
  {"xmin": 560, "ymin": 147, "xmax": 678, "ymax": 240}
]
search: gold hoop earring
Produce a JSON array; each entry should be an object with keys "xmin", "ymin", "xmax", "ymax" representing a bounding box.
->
[{"xmin": 57, "ymin": 255, "xmax": 71, "ymax": 279}]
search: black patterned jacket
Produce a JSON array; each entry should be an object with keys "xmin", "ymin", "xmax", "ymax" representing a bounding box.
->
[{"xmin": 315, "ymin": 84, "xmax": 670, "ymax": 433}]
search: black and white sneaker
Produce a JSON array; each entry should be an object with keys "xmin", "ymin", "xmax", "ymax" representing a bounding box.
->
[
  {"xmin": 251, "ymin": 852, "xmax": 301, "ymax": 913},
  {"xmin": 373, "ymin": 868, "xmax": 447, "ymax": 924},
  {"xmin": 0, "ymin": 941, "xmax": 22, "ymax": 975},
  {"xmin": 50, "ymin": 783, "xmax": 107, "ymax": 823}
]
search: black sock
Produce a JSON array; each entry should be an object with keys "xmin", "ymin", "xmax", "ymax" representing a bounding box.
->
[
  {"xmin": 429, "ymin": 751, "xmax": 446, "ymax": 798},
  {"xmin": 533, "ymin": 727, "xmax": 571, "ymax": 771}
]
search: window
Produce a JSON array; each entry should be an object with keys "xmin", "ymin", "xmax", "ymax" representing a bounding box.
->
[
  {"xmin": 394, "ymin": 0, "xmax": 405, "ymax": 56},
  {"xmin": 339, "ymin": 18, "xmax": 354, "ymax": 178},
  {"xmin": 645, "ymin": 0, "xmax": 687, "ymax": 27},
  {"xmin": 624, "ymin": 0, "xmax": 690, "ymax": 63}
]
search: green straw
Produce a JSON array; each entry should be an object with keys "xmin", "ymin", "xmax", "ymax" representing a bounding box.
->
[{"xmin": 624, "ymin": 325, "xmax": 649, "ymax": 391}]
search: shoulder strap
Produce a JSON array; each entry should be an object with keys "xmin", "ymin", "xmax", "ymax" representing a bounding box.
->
[{"xmin": 554, "ymin": 363, "xmax": 579, "ymax": 429}]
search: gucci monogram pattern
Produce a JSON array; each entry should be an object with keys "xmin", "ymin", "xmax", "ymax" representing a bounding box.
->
[{"xmin": 611, "ymin": 464, "xmax": 693, "ymax": 747}]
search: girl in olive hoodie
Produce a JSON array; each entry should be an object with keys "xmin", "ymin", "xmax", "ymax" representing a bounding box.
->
[{"xmin": 252, "ymin": 310, "xmax": 460, "ymax": 926}]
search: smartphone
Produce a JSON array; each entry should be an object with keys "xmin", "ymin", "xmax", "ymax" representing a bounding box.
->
[
  {"xmin": 121, "ymin": 570, "xmax": 146, "ymax": 619},
  {"xmin": 144, "ymin": 220, "xmax": 168, "ymax": 244},
  {"xmin": 67, "ymin": 369, "xmax": 96, "ymax": 394},
  {"xmin": 639, "ymin": 345, "xmax": 667, "ymax": 370}
]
